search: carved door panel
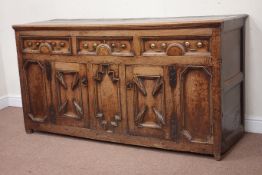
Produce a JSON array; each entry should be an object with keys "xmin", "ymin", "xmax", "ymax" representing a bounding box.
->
[
  {"xmin": 179, "ymin": 65, "xmax": 214, "ymax": 144},
  {"xmin": 126, "ymin": 66, "xmax": 173, "ymax": 139},
  {"xmin": 52, "ymin": 62, "xmax": 89, "ymax": 127},
  {"xmin": 22, "ymin": 60, "xmax": 52, "ymax": 123},
  {"xmin": 90, "ymin": 64, "xmax": 124, "ymax": 133}
]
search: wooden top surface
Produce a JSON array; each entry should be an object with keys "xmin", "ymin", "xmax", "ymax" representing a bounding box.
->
[{"xmin": 13, "ymin": 14, "xmax": 247, "ymax": 30}]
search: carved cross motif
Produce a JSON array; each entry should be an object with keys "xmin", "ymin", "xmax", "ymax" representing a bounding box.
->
[
  {"xmin": 56, "ymin": 71, "xmax": 83, "ymax": 118},
  {"xmin": 134, "ymin": 76, "xmax": 165, "ymax": 128}
]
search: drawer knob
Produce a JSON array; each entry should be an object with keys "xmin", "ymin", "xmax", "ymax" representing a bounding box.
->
[
  {"xmin": 120, "ymin": 43, "xmax": 126, "ymax": 49},
  {"xmin": 93, "ymin": 43, "xmax": 98, "ymax": 49},
  {"xmin": 184, "ymin": 41, "xmax": 190, "ymax": 48},
  {"xmin": 36, "ymin": 42, "xmax": 40, "ymax": 46},
  {"xmin": 161, "ymin": 43, "xmax": 167, "ymax": 49},
  {"xmin": 150, "ymin": 43, "xmax": 156, "ymax": 49},
  {"xmin": 196, "ymin": 41, "xmax": 203, "ymax": 48},
  {"xmin": 111, "ymin": 43, "xmax": 116, "ymax": 48},
  {"xmin": 27, "ymin": 41, "xmax": 32, "ymax": 47},
  {"xmin": 83, "ymin": 43, "xmax": 88, "ymax": 49},
  {"xmin": 60, "ymin": 42, "xmax": 65, "ymax": 47},
  {"xmin": 51, "ymin": 42, "xmax": 56, "ymax": 47}
]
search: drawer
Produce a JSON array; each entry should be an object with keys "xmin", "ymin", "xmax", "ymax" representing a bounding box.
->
[
  {"xmin": 77, "ymin": 37, "xmax": 134, "ymax": 56},
  {"xmin": 22, "ymin": 37, "xmax": 72, "ymax": 55},
  {"xmin": 141, "ymin": 37, "xmax": 210, "ymax": 56}
]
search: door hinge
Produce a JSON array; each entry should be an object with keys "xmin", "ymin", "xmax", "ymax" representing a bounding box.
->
[
  {"xmin": 168, "ymin": 65, "xmax": 177, "ymax": 88},
  {"xmin": 49, "ymin": 104, "xmax": 56, "ymax": 123},
  {"xmin": 45, "ymin": 61, "xmax": 52, "ymax": 81},
  {"xmin": 81, "ymin": 76, "xmax": 88, "ymax": 87}
]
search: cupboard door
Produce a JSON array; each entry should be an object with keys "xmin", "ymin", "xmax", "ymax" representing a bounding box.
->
[
  {"xmin": 90, "ymin": 64, "xmax": 125, "ymax": 133},
  {"xmin": 126, "ymin": 66, "xmax": 173, "ymax": 139},
  {"xmin": 52, "ymin": 62, "xmax": 89, "ymax": 127},
  {"xmin": 179, "ymin": 65, "xmax": 213, "ymax": 144},
  {"xmin": 22, "ymin": 60, "xmax": 51, "ymax": 123}
]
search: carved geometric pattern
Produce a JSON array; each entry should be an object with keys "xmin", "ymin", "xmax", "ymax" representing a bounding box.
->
[
  {"xmin": 94, "ymin": 64, "xmax": 119, "ymax": 83},
  {"xmin": 23, "ymin": 60, "xmax": 49, "ymax": 123},
  {"xmin": 94, "ymin": 64, "xmax": 121, "ymax": 132},
  {"xmin": 180, "ymin": 66, "xmax": 213, "ymax": 144},
  {"xmin": 56, "ymin": 71, "xmax": 83, "ymax": 119},
  {"xmin": 133, "ymin": 76, "xmax": 147, "ymax": 96},
  {"xmin": 134, "ymin": 75, "xmax": 165, "ymax": 129}
]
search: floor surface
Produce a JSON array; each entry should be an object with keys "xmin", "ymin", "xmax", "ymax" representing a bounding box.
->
[{"xmin": 0, "ymin": 107, "xmax": 262, "ymax": 175}]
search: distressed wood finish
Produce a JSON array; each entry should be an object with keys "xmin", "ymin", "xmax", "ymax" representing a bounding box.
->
[{"xmin": 13, "ymin": 15, "xmax": 247, "ymax": 160}]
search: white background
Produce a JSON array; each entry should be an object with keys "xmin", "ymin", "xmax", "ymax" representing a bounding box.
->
[{"xmin": 0, "ymin": 0, "xmax": 262, "ymax": 132}]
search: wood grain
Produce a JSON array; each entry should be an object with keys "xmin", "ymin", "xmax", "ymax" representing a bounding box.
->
[{"xmin": 13, "ymin": 15, "xmax": 247, "ymax": 160}]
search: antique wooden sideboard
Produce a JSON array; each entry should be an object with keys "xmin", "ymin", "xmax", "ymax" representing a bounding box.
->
[{"xmin": 13, "ymin": 15, "xmax": 247, "ymax": 160}]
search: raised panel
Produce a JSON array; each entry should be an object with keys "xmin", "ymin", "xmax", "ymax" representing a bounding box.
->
[
  {"xmin": 92, "ymin": 64, "xmax": 122, "ymax": 133},
  {"xmin": 126, "ymin": 66, "xmax": 171, "ymax": 139},
  {"xmin": 53, "ymin": 62, "xmax": 88, "ymax": 127},
  {"xmin": 23, "ymin": 60, "xmax": 50, "ymax": 122},
  {"xmin": 180, "ymin": 66, "xmax": 213, "ymax": 144}
]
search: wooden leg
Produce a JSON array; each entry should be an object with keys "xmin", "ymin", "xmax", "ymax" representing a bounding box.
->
[
  {"xmin": 214, "ymin": 152, "xmax": 222, "ymax": 161},
  {"xmin": 25, "ymin": 128, "xmax": 34, "ymax": 134}
]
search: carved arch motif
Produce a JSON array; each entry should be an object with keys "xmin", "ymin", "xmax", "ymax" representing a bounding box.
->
[
  {"xmin": 180, "ymin": 66, "xmax": 213, "ymax": 144},
  {"xmin": 23, "ymin": 60, "xmax": 49, "ymax": 123}
]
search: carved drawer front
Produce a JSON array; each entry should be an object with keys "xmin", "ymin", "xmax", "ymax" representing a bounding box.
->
[
  {"xmin": 90, "ymin": 64, "xmax": 124, "ymax": 133},
  {"xmin": 77, "ymin": 37, "xmax": 134, "ymax": 56},
  {"xmin": 22, "ymin": 37, "xmax": 72, "ymax": 55},
  {"xmin": 179, "ymin": 65, "xmax": 214, "ymax": 144},
  {"xmin": 142, "ymin": 37, "xmax": 209, "ymax": 56},
  {"xmin": 52, "ymin": 62, "xmax": 89, "ymax": 127},
  {"xmin": 126, "ymin": 66, "xmax": 173, "ymax": 139},
  {"xmin": 22, "ymin": 60, "xmax": 52, "ymax": 123}
]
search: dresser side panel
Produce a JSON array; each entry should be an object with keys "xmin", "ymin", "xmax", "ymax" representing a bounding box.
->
[{"xmin": 221, "ymin": 27, "xmax": 245, "ymax": 153}]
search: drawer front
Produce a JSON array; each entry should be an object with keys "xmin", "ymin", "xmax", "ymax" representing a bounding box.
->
[
  {"xmin": 142, "ymin": 37, "xmax": 210, "ymax": 56},
  {"xmin": 22, "ymin": 37, "xmax": 72, "ymax": 55},
  {"xmin": 77, "ymin": 37, "xmax": 134, "ymax": 56}
]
